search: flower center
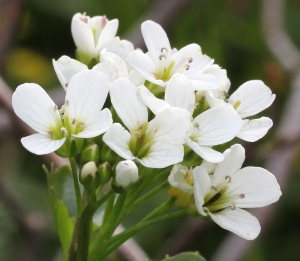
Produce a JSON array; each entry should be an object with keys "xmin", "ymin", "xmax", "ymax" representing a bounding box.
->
[{"xmin": 203, "ymin": 175, "xmax": 245, "ymax": 213}]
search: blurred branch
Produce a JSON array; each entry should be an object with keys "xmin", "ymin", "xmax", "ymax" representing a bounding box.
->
[
  {"xmin": 211, "ymin": 1, "xmax": 300, "ymax": 261},
  {"xmin": 262, "ymin": 0, "xmax": 300, "ymax": 72},
  {"xmin": 0, "ymin": 0, "xmax": 27, "ymax": 72},
  {"xmin": 125, "ymin": 0, "xmax": 194, "ymax": 49}
]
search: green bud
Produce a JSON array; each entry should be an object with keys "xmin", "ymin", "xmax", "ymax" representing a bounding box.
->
[
  {"xmin": 98, "ymin": 161, "xmax": 112, "ymax": 185},
  {"xmin": 70, "ymin": 138, "xmax": 78, "ymax": 157},
  {"xmin": 80, "ymin": 162, "xmax": 100, "ymax": 191},
  {"xmin": 100, "ymin": 143, "xmax": 119, "ymax": 165},
  {"xmin": 80, "ymin": 143, "xmax": 100, "ymax": 166}
]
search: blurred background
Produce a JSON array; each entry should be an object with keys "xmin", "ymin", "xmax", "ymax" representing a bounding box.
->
[{"xmin": 0, "ymin": 0, "xmax": 300, "ymax": 260}]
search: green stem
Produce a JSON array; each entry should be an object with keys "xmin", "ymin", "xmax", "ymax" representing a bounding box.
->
[
  {"xmin": 98, "ymin": 209, "xmax": 187, "ymax": 260},
  {"xmin": 69, "ymin": 157, "xmax": 82, "ymax": 219},
  {"xmin": 101, "ymin": 189, "xmax": 115, "ymax": 226},
  {"xmin": 76, "ymin": 190, "xmax": 114, "ymax": 261},
  {"xmin": 90, "ymin": 192, "xmax": 127, "ymax": 253},
  {"xmin": 128, "ymin": 180, "xmax": 169, "ymax": 213},
  {"xmin": 142, "ymin": 197, "xmax": 174, "ymax": 222}
]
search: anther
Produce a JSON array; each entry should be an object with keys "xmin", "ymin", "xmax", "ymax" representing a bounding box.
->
[
  {"xmin": 211, "ymin": 186, "xmax": 218, "ymax": 192},
  {"xmin": 61, "ymin": 127, "xmax": 67, "ymax": 136},
  {"xmin": 225, "ymin": 175, "xmax": 232, "ymax": 183},
  {"xmin": 53, "ymin": 105, "xmax": 58, "ymax": 112},
  {"xmin": 231, "ymin": 202, "xmax": 236, "ymax": 210},
  {"xmin": 161, "ymin": 47, "xmax": 168, "ymax": 53},
  {"xmin": 194, "ymin": 103, "xmax": 199, "ymax": 109},
  {"xmin": 72, "ymin": 119, "xmax": 76, "ymax": 125},
  {"xmin": 65, "ymin": 83, "xmax": 69, "ymax": 87},
  {"xmin": 78, "ymin": 122, "xmax": 85, "ymax": 127},
  {"xmin": 203, "ymin": 207, "xmax": 209, "ymax": 213},
  {"xmin": 239, "ymin": 194, "xmax": 245, "ymax": 199},
  {"xmin": 187, "ymin": 57, "xmax": 193, "ymax": 63},
  {"xmin": 183, "ymin": 64, "xmax": 190, "ymax": 70},
  {"xmin": 48, "ymin": 131, "xmax": 54, "ymax": 139},
  {"xmin": 159, "ymin": 54, "xmax": 167, "ymax": 60},
  {"xmin": 65, "ymin": 100, "xmax": 69, "ymax": 106}
]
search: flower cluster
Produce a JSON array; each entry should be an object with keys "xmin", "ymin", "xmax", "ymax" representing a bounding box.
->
[{"xmin": 12, "ymin": 13, "xmax": 281, "ymax": 241}]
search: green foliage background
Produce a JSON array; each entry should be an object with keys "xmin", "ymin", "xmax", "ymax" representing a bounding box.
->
[{"xmin": 1, "ymin": 0, "xmax": 300, "ymax": 260}]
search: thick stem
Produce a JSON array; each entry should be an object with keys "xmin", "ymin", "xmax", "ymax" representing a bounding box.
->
[
  {"xmin": 69, "ymin": 157, "xmax": 82, "ymax": 219},
  {"xmin": 76, "ymin": 190, "xmax": 114, "ymax": 261}
]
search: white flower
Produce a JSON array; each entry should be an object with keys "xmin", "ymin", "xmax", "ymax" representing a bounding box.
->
[
  {"xmin": 12, "ymin": 70, "xmax": 112, "ymax": 155},
  {"xmin": 71, "ymin": 13, "xmax": 118, "ymax": 64},
  {"xmin": 126, "ymin": 20, "xmax": 218, "ymax": 91},
  {"xmin": 52, "ymin": 55, "xmax": 87, "ymax": 91},
  {"xmin": 115, "ymin": 160, "xmax": 139, "ymax": 188},
  {"xmin": 206, "ymin": 80, "xmax": 275, "ymax": 142},
  {"xmin": 94, "ymin": 50, "xmax": 144, "ymax": 86},
  {"xmin": 103, "ymin": 78, "xmax": 192, "ymax": 168},
  {"xmin": 140, "ymin": 74, "xmax": 243, "ymax": 163},
  {"xmin": 192, "ymin": 144, "xmax": 282, "ymax": 240}
]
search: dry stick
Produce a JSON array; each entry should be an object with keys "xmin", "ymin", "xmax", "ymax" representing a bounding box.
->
[{"xmin": 211, "ymin": 1, "xmax": 300, "ymax": 261}]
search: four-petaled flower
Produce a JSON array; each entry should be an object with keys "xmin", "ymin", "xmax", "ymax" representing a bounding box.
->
[
  {"xmin": 12, "ymin": 70, "xmax": 112, "ymax": 155},
  {"xmin": 192, "ymin": 144, "xmax": 281, "ymax": 239}
]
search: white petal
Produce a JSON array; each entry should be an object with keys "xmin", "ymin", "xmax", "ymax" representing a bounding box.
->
[
  {"xmin": 188, "ymin": 73, "xmax": 219, "ymax": 91},
  {"xmin": 100, "ymin": 50, "xmax": 128, "ymax": 78},
  {"xmin": 21, "ymin": 133, "xmax": 66, "ymax": 155},
  {"xmin": 204, "ymin": 65, "xmax": 231, "ymax": 97},
  {"xmin": 168, "ymin": 164, "xmax": 193, "ymax": 194},
  {"xmin": 92, "ymin": 63, "xmax": 118, "ymax": 82},
  {"xmin": 193, "ymin": 106, "xmax": 242, "ymax": 146},
  {"xmin": 128, "ymin": 70, "xmax": 145, "ymax": 86},
  {"xmin": 229, "ymin": 80, "xmax": 276, "ymax": 118},
  {"xmin": 186, "ymin": 139, "xmax": 224, "ymax": 163},
  {"xmin": 141, "ymin": 20, "xmax": 171, "ymax": 68},
  {"xmin": 71, "ymin": 14, "xmax": 95, "ymax": 56},
  {"xmin": 139, "ymin": 86, "xmax": 170, "ymax": 115},
  {"xmin": 72, "ymin": 108, "xmax": 112, "ymax": 138},
  {"xmin": 126, "ymin": 50, "xmax": 165, "ymax": 86},
  {"xmin": 110, "ymin": 78, "xmax": 148, "ymax": 131},
  {"xmin": 103, "ymin": 123, "xmax": 135, "ymax": 160},
  {"xmin": 103, "ymin": 37, "xmax": 134, "ymax": 60},
  {"xmin": 208, "ymin": 208, "xmax": 261, "ymax": 240},
  {"xmin": 165, "ymin": 74, "xmax": 195, "ymax": 114},
  {"xmin": 52, "ymin": 56, "xmax": 88, "ymax": 90},
  {"xmin": 205, "ymin": 91, "xmax": 228, "ymax": 107},
  {"xmin": 12, "ymin": 83, "xmax": 61, "ymax": 134},
  {"xmin": 171, "ymin": 44, "xmax": 213, "ymax": 74},
  {"xmin": 212, "ymin": 144, "xmax": 245, "ymax": 187},
  {"xmin": 237, "ymin": 117, "xmax": 273, "ymax": 142},
  {"xmin": 226, "ymin": 167, "xmax": 282, "ymax": 208},
  {"xmin": 147, "ymin": 108, "xmax": 192, "ymax": 144},
  {"xmin": 200, "ymin": 160, "xmax": 217, "ymax": 174},
  {"xmin": 139, "ymin": 142, "xmax": 184, "ymax": 168},
  {"xmin": 96, "ymin": 19, "xmax": 119, "ymax": 52},
  {"xmin": 193, "ymin": 166, "xmax": 212, "ymax": 216},
  {"xmin": 65, "ymin": 70, "xmax": 110, "ymax": 130}
]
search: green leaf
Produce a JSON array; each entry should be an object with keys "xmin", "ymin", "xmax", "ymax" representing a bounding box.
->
[
  {"xmin": 45, "ymin": 165, "xmax": 76, "ymax": 261},
  {"xmin": 49, "ymin": 188, "xmax": 74, "ymax": 261},
  {"xmin": 162, "ymin": 252, "xmax": 207, "ymax": 261}
]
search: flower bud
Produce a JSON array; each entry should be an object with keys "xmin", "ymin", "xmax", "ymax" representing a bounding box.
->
[
  {"xmin": 80, "ymin": 162, "xmax": 100, "ymax": 191},
  {"xmin": 98, "ymin": 161, "xmax": 112, "ymax": 185},
  {"xmin": 112, "ymin": 160, "xmax": 139, "ymax": 193},
  {"xmin": 80, "ymin": 143, "xmax": 100, "ymax": 166}
]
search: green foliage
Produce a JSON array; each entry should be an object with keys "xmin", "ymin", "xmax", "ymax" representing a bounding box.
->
[
  {"xmin": 162, "ymin": 252, "xmax": 206, "ymax": 261},
  {"xmin": 46, "ymin": 165, "xmax": 75, "ymax": 260}
]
